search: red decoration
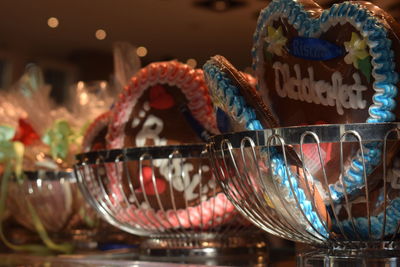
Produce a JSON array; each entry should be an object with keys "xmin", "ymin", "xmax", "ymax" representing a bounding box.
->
[
  {"xmin": 12, "ymin": 118, "xmax": 40, "ymax": 146},
  {"xmin": 149, "ymin": 85, "xmax": 175, "ymax": 110},
  {"xmin": 141, "ymin": 166, "xmax": 153, "ymax": 184},
  {"xmin": 136, "ymin": 178, "xmax": 166, "ymax": 196},
  {"xmin": 136, "ymin": 166, "xmax": 166, "ymax": 195}
]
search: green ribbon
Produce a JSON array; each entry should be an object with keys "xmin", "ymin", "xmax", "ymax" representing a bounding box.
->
[
  {"xmin": 42, "ymin": 119, "xmax": 88, "ymax": 161},
  {"xmin": 42, "ymin": 120, "xmax": 74, "ymax": 160},
  {"xmin": 0, "ymin": 124, "xmax": 24, "ymax": 177},
  {"xmin": 0, "ymin": 164, "xmax": 51, "ymax": 254},
  {"xmin": 23, "ymin": 188, "xmax": 73, "ymax": 254},
  {"xmin": 0, "ymin": 124, "xmax": 73, "ymax": 254},
  {"xmin": 0, "ymin": 125, "xmax": 15, "ymax": 142}
]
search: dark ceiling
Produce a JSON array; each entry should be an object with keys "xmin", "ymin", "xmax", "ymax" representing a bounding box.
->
[{"xmin": 0, "ymin": 0, "xmax": 399, "ymax": 85}]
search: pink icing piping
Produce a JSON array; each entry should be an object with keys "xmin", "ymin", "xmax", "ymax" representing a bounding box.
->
[
  {"xmin": 98, "ymin": 61, "xmax": 241, "ymax": 230},
  {"xmin": 107, "ymin": 61, "xmax": 218, "ymax": 149}
]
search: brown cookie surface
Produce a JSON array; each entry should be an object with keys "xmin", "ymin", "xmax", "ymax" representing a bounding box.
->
[
  {"xmin": 124, "ymin": 84, "xmax": 203, "ymax": 148},
  {"xmin": 107, "ymin": 61, "xmax": 220, "ymax": 212},
  {"xmin": 253, "ymin": 0, "xmax": 400, "ymax": 126},
  {"xmin": 211, "ymin": 55, "xmax": 279, "ymax": 129}
]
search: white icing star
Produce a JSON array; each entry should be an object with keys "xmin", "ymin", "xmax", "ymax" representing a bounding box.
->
[{"xmin": 264, "ymin": 26, "xmax": 287, "ymax": 57}]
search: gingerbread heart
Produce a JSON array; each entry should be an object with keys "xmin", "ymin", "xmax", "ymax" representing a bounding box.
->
[
  {"xmin": 102, "ymin": 61, "xmax": 240, "ymax": 230},
  {"xmin": 108, "ymin": 61, "xmax": 217, "ymax": 149},
  {"xmin": 253, "ymin": 0, "xmax": 400, "ymax": 126},
  {"xmin": 204, "ymin": 55, "xmax": 330, "ymax": 238},
  {"xmin": 249, "ymin": 0, "xmax": 400, "ymax": 240},
  {"xmin": 252, "ymin": 0, "xmax": 400, "ymax": 200},
  {"xmin": 203, "ymin": 55, "xmax": 275, "ymax": 132}
]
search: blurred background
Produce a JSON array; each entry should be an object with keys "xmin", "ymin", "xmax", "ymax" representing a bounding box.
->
[{"xmin": 0, "ymin": 0, "xmax": 399, "ymax": 101}]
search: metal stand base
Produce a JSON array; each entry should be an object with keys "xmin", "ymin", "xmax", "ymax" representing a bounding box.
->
[
  {"xmin": 297, "ymin": 248, "xmax": 400, "ymax": 267},
  {"xmin": 139, "ymin": 234, "xmax": 269, "ymax": 266}
]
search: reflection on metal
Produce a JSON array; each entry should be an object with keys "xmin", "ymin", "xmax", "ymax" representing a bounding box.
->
[
  {"xmin": 75, "ymin": 144, "xmax": 266, "ymax": 263},
  {"xmin": 8, "ymin": 171, "xmax": 100, "ymax": 248},
  {"xmin": 210, "ymin": 122, "xmax": 400, "ymax": 265}
]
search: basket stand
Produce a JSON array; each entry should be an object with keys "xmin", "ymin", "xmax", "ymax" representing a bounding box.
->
[
  {"xmin": 75, "ymin": 145, "xmax": 268, "ymax": 264},
  {"xmin": 210, "ymin": 123, "xmax": 400, "ymax": 267}
]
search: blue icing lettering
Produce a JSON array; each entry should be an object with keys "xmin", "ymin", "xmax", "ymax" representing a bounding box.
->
[{"xmin": 289, "ymin": 37, "xmax": 344, "ymax": 61}]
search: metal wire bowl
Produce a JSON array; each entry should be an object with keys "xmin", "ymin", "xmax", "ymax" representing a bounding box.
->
[
  {"xmin": 209, "ymin": 123, "xmax": 400, "ymax": 266},
  {"xmin": 74, "ymin": 144, "xmax": 267, "ymax": 264},
  {"xmin": 7, "ymin": 170, "xmax": 101, "ymax": 249}
]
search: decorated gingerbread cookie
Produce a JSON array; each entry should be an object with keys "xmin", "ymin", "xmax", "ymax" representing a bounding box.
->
[
  {"xmin": 331, "ymin": 151, "xmax": 400, "ymax": 240},
  {"xmin": 108, "ymin": 61, "xmax": 217, "ymax": 149},
  {"xmin": 252, "ymin": 0, "xmax": 400, "ymax": 202},
  {"xmin": 107, "ymin": 61, "xmax": 237, "ymax": 229},
  {"xmin": 114, "ymin": 157, "xmax": 237, "ymax": 230},
  {"xmin": 204, "ymin": 55, "xmax": 278, "ymax": 133},
  {"xmin": 253, "ymin": 0, "xmax": 400, "ymax": 126},
  {"xmin": 204, "ymin": 55, "xmax": 330, "ymax": 238}
]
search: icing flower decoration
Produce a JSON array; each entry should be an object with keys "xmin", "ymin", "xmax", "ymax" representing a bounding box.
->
[
  {"xmin": 149, "ymin": 85, "xmax": 175, "ymax": 110},
  {"xmin": 344, "ymin": 32, "xmax": 372, "ymax": 82},
  {"xmin": 344, "ymin": 32, "xmax": 369, "ymax": 68},
  {"xmin": 264, "ymin": 26, "xmax": 287, "ymax": 57}
]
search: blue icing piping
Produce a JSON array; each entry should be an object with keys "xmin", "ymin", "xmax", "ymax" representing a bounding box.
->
[
  {"xmin": 203, "ymin": 62, "xmax": 264, "ymax": 134},
  {"xmin": 332, "ymin": 197, "xmax": 400, "ymax": 239},
  {"xmin": 252, "ymin": 0, "xmax": 399, "ymax": 203},
  {"xmin": 203, "ymin": 60, "xmax": 329, "ymax": 238}
]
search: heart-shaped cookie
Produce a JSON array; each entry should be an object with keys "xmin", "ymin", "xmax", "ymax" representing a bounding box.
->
[
  {"xmin": 204, "ymin": 55, "xmax": 277, "ymax": 132},
  {"xmin": 253, "ymin": 0, "xmax": 400, "ymax": 125},
  {"xmin": 204, "ymin": 55, "xmax": 330, "ymax": 238},
  {"xmin": 108, "ymin": 61, "xmax": 217, "ymax": 149},
  {"xmin": 252, "ymin": 0, "xmax": 400, "ymax": 201},
  {"xmin": 105, "ymin": 61, "xmax": 239, "ymax": 230}
]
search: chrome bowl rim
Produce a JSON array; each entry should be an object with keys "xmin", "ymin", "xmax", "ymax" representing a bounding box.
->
[
  {"xmin": 210, "ymin": 122, "xmax": 400, "ymax": 148},
  {"xmin": 75, "ymin": 144, "xmax": 207, "ymax": 164}
]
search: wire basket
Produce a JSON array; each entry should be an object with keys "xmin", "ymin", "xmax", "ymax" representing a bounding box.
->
[
  {"xmin": 7, "ymin": 171, "xmax": 102, "ymax": 249},
  {"xmin": 209, "ymin": 123, "xmax": 400, "ymax": 265},
  {"xmin": 74, "ymin": 144, "xmax": 267, "ymax": 263}
]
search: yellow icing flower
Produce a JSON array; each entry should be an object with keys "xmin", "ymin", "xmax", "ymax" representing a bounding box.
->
[
  {"xmin": 264, "ymin": 26, "xmax": 287, "ymax": 57},
  {"xmin": 344, "ymin": 32, "xmax": 369, "ymax": 69}
]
